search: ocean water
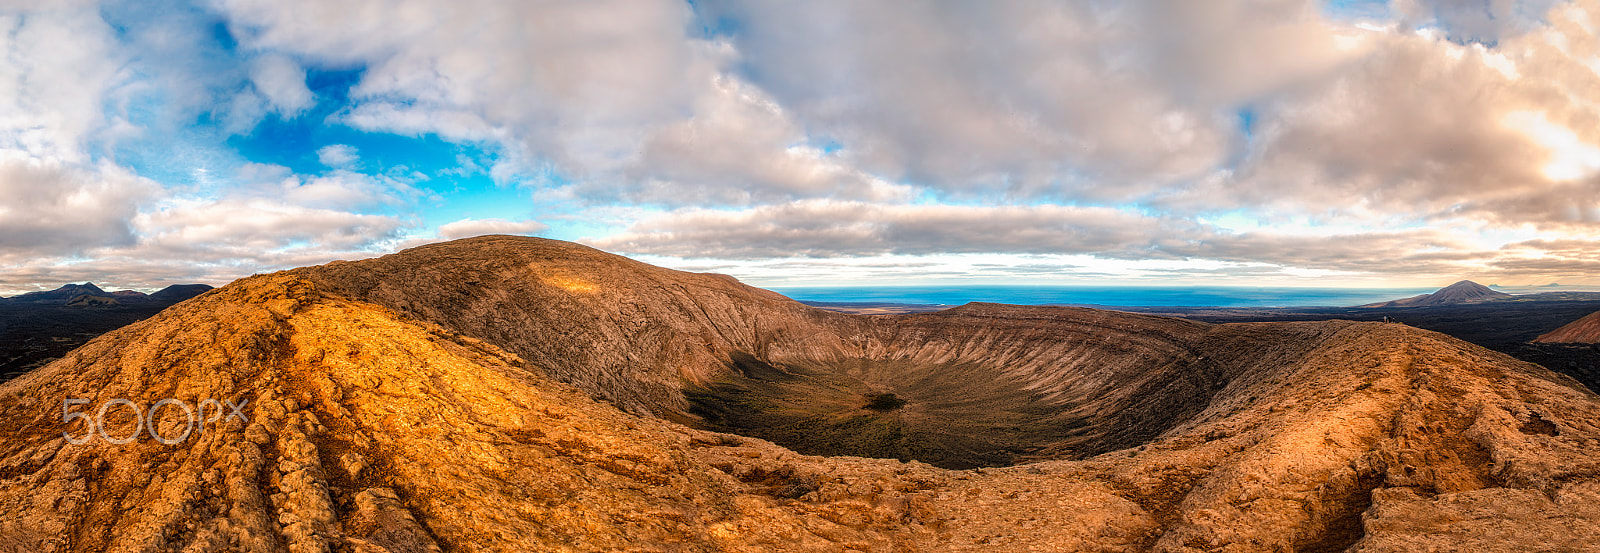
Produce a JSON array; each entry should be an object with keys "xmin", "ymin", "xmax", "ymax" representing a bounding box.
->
[{"xmin": 769, "ymin": 285, "xmax": 1441, "ymax": 308}]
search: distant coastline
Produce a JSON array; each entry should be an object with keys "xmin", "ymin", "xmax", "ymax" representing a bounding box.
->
[{"xmin": 775, "ymin": 285, "xmax": 1442, "ymax": 309}]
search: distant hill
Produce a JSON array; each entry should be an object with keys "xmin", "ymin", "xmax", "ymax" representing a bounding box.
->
[
  {"xmin": 1361, "ymin": 280, "xmax": 1511, "ymax": 307},
  {"xmin": 1, "ymin": 282, "xmax": 211, "ymax": 305},
  {"xmin": 0, "ymin": 282, "xmax": 212, "ymax": 382},
  {"xmin": 5, "ymin": 282, "xmax": 107, "ymax": 303},
  {"xmin": 151, "ymin": 283, "xmax": 214, "ymax": 301},
  {"xmin": 1534, "ymin": 310, "xmax": 1600, "ymax": 343}
]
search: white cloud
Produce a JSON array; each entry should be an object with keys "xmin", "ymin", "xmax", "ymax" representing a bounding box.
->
[
  {"xmin": 195, "ymin": 0, "xmax": 1600, "ymax": 286},
  {"xmin": 588, "ymin": 198, "xmax": 1600, "ymax": 285},
  {"xmin": 316, "ymin": 144, "xmax": 358, "ymax": 168},
  {"xmin": 5, "ymin": 0, "xmax": 1600, "ymax": 292},
  {"xmin": 1394, "ymin": 0, "xmax": 1562, "ymax": 44},
  {"xmin": 619, "ymin": 75, "xmax": 913, "ymax": 205},
  {"xmin": 0, "ymin": 156, "xmax": 159, "ymax": 253},
  {"xmin": 0, "ymin": 0, "xmax": 417, "ymax": 292},
  {"xmin": 589, "ymin": 201, "xmax": 1208, "ymax": 258},
  {"xmin": 1160, "ymin": 2, "xmax": 1600, "ymax": 230},
  {"xmin": 1504, "ymin": 109, "xmax": 1600, "ymax": 182},
  {"xmin": 0, "ymin": 3, "xmax": 159, "ymax": 260},
  {"xmin": 193, "ymin": 0, "xmax": 1460, "ymax": 211},
  {"xmin": 336, "ymin": 102, "xmax": 502, "ymax": 143},
  {"xmin": 0, "ymin": 192, "xmax": 409, "ymax": 295},
  {"xmin": 222, "ymin": 163, "xmax": 421, "ymax": 211},
  {"xmin": 249, "ymin": 53, "xmax": 314, "ymax": 116},
  {"xmin": 437, "ymin": 217, "xmax": 548, "ymax": 239},
  {"xmin": 217, "ymin": 0, "xmax": 717, "ymax": 179},
  {"xmin": 691, "ymin": 0, "xmax": 1259, "ymax": 197},
  {"xmin": 278, "ymin": 172, "xmax": 415, "ymax": 210},
  {"xmin": 132, "ymin": 197, "xmax": 402, "ymax": 253},
  {"xmin": 0, "ymin": 5, "xmax": 122, "ymax": 162}
]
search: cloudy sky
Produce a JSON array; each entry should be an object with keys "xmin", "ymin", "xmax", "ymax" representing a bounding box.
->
[{"xmin": 2, "ymin": 0, "xmax": 1600, "ymax": 293}]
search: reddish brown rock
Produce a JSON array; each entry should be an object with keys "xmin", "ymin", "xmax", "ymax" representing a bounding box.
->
[{"xmin": 1534, "ymin": 309, "xmax": 1600, "ymax": 343}]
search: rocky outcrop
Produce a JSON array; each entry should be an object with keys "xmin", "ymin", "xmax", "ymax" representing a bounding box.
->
[{"xmin": 1, "ymin": 237, "xmax": 1597, "ymax": 551}]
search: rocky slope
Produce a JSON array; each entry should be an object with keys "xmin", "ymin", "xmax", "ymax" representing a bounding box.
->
[
  {"xmin": 1, "ymin": 236, "xmax": 1597, "ymax": 552},
  {"xmin": 296, "ymin": 238, "xmax": 852, "ymax": 421},
  {"xmin": 1534, "ymin": 310, "xmax": 1600, "ymax": 344}
]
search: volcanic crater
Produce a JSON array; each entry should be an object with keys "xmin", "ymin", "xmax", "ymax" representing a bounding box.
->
[
  {"xmin": 301, "ymin": 237, "xmax": 1276, "ymax": 469},
  {"xmin": 2, "ymin": 236, "xmax": 1599, "ymax": 552}
]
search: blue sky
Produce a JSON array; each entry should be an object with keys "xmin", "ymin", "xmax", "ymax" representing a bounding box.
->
[{"xmin": 1, "ymin": 0, "xmax": 1599, "ymax": 293}]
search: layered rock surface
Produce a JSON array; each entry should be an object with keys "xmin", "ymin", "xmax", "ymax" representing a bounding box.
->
[{"xmin": 1, "ymin": 236, "xmax": 1597, "ymax": 552}]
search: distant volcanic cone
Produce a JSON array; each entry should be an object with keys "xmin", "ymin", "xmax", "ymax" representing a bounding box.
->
[{"xmin": 1363, "ymin": 280, "xmax": 1511, "ymax": 308}]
